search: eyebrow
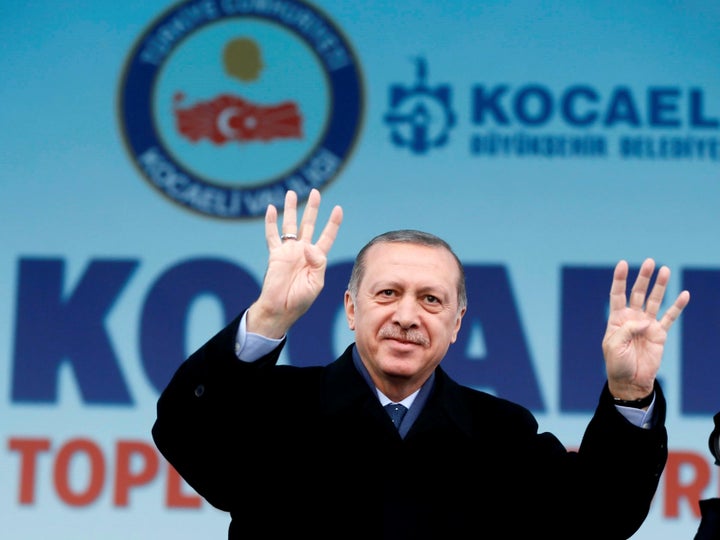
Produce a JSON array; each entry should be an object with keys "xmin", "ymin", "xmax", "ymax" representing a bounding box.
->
[{"xmin": 371, "ymin": 280, "xmax": 451, "ymax": 299}]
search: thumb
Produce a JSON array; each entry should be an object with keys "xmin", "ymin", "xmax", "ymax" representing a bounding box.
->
[
  {"xmin": 620, "ymin": 319, "xmax": 652, "ymax": 338},
  {"xmin": 606, "ymin": 319, "xmax": 652, "ymax": 349}
]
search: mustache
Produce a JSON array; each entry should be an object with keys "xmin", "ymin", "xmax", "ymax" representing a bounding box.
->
[{"xmin": 378, "ymin": 325, "xmax": 430, "ymax": 346}]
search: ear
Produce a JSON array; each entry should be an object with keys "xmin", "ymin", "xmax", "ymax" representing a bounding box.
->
[
  {"xmin": 344, "ymin": 290, "xmax": 356, "ymax": 330},
  {"xmin": 450, "ymin": 306, "xmax": 467, "ymax": 343}
]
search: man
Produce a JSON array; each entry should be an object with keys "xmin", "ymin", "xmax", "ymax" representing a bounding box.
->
[{"xmin": 152, "ymin": 188, "xmax": 690, "ymax": 539}]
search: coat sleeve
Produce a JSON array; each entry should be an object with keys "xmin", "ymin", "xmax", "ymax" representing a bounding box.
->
[
  {"xmin": 151, "ymin": 311, "xmax": 285, "ymax": 510},
  {"xmin": 568, "ymin": 381, "xmax": 669, "ymax": 539}
]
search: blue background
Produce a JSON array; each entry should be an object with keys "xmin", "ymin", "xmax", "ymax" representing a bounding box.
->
[{"xmin": 2, "ymin": 1, "xmax": 719, "ymax": 538}]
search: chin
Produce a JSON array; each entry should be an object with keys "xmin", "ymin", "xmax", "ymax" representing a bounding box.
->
[{"xmin": 381, "ymin": 361, "xmax": 417, "ymax": 379}]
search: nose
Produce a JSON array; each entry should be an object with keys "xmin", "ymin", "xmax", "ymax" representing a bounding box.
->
[{"xmin": 392, "ymin": 295, "xmax": 419, "ymax": 329}]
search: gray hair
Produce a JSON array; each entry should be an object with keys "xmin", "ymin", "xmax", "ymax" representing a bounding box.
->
[{"xmin": 347, "ymin": 229, "xmax": 467, "ymax": 310}]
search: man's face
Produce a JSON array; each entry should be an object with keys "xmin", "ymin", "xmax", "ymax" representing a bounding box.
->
[{"xmin": 344, "ymin": 242, "xmax": 466, "ymax": 388}]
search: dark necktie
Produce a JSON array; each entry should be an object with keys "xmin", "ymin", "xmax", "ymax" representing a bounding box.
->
[{"xmin": 384, "ymin": 403, "xmax": 408, "ymax": 428}]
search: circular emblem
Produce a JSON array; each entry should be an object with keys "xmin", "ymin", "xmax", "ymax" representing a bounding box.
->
[{"xmin": 118, "ymin": 0, "xmax": 364, "ymax": 219}]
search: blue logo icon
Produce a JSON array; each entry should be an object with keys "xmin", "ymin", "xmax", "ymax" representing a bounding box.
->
[{"xmin": 384, "ymin": 58, "xmax": 456, "ymax": 154}]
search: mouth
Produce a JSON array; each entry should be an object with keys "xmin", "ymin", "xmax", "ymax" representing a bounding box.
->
[{"xmin": 379, "ymin": 327, "xmax": 429, "ymax": 347}]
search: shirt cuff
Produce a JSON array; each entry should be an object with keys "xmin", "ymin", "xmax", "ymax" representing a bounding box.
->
[
  {"xmin": 615, "ymin": 395, "xmax": 656, "ymax": 429},
  {"xmin": 234, "ymin": 311, "xmax": 284, "ymax": 362}
]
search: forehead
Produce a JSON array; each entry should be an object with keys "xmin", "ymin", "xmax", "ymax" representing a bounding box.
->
[{"xmin": 363, "ymin": 242, "xmax": 459, "ymax": 284}]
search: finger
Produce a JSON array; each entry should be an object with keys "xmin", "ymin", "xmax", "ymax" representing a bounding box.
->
[
  {"xmin": 265, "ymin": 203, "xmax": 280, "ymax": 248},
  {"xmin": 608, "ymin": 260, "xmax": 630, "ymax": 313},
  {"xmin": 659, "ymin": 289, "xmax": 691, "ymax": 331},
  {"xmin": 315, "ymin": 204, "xmax": 344, "ymax": 255},
  {"xmin": 298, "ymin": 188, "xmax": 320, "ymax": 242},
  {"xmin": 628, "ymin": 258, "xmax": 655, "ymax": 310},
  {"xmin": 644, "ymin": 265, "xmax": 670, "ymax": 319},
  {"xmin": 282, "ymin": 190, "xmax": 298, "ymax": 237}
]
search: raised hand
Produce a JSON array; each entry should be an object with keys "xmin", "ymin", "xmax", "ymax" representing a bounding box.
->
[
  {"xmin": 602, "ymin": 258, "xmax": 690, "ymax": 400},
  {"xmin": 246, "ymin": 189, "xmax": 343, "ymax": 338}
]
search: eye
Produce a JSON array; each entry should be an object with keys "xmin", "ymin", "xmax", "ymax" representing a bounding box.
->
[
  {"xmin": 422, "ymin": 294, "xmax": 446, "ymax": 312},
  {"xmin": 381, "ymin": 289, "xmax": 395, "ymax": 297}
]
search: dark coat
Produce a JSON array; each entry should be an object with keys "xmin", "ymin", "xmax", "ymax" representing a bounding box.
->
[
  {"xmin": 152, "ymin": 314, "xmax": 668, "ymax": 539},
  {"xmin": 694, "ymin": 499, "xmax": 720, "ymax": 539}
]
